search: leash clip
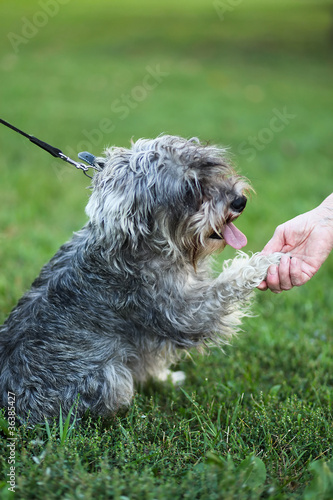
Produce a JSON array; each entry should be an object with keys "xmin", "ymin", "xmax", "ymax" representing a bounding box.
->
[
  {"xmin": 0, "ymin": 118, "xmax": 99, "ymax": 179},
  {"xmin": 59, "ymin": 152, "xmax": 89, "ymax": 172}
]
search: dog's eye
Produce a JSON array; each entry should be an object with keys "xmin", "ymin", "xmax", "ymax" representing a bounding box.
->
[{"xmin": 183, "ymin": 184, "xmax": 201, "ymax": 211}]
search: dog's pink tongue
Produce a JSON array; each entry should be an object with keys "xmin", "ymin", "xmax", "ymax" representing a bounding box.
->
[{"xmin": 222, "ymin": 222, "xmax": 247, "ymax": 249}]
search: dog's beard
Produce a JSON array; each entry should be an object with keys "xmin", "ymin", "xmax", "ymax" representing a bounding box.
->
[{"xmin": 175, "ymin": 208, "xmax": 248, "ymax": 268}]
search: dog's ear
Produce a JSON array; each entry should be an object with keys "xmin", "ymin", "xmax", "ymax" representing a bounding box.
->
[
  {"xmin": 129, "ymin": 150, "xmax": 160, "ymax": 174},
  {"xmin": 85, "ymin": 148, "xmax": 160, "ymax": 249}
]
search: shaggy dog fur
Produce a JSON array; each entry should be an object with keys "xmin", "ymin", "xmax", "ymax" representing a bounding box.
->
[{"xmin": 0, "ymin": 135, "xmax": 281, "ymax": 423}]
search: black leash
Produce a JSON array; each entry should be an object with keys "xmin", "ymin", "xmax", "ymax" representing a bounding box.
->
[{"xmin": 0, "ymin": 118, "xmax": 98, "ymax": 178}]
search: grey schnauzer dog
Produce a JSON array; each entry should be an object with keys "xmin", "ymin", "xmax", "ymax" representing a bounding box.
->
[{"xmin": 0, "ymin": 135, "xmax": 280, "ymax": 424}]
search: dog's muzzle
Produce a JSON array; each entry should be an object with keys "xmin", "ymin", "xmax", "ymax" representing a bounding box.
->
[{"xmin": 209, "ymin": 195, "xmax": 248, "ymax": 249}]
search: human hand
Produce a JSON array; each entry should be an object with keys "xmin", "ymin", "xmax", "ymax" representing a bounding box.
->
[{"xmin": 258, "ymin": 195, "xmax": 333, "ymax": 293}]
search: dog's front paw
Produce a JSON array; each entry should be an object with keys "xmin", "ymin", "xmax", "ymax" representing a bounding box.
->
[
  {"xmin": 221, "ymin": 251, "xmax": 282, "ymax": 287},
  {"xmin": 248, "ymin": 252, "xmax": 283, "ymax": 285}
]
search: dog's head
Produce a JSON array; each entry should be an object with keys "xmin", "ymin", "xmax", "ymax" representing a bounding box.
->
[{"xmin": 86, "ymin": 135, "xmax": 251, "ymax": 266}]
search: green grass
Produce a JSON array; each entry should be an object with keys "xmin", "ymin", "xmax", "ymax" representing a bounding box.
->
[{"xmin": 0, "ymin": 0, "xmax": 333, "ymax": 498}]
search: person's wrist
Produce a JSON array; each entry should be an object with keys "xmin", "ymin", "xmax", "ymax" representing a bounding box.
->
[
  {"xmin": 315, "ymin": 200, "xmax": 333, "ymax": 249},
  {"xmin": 318, "ymin": 193, "xmax": 333, "ymax": 213}
]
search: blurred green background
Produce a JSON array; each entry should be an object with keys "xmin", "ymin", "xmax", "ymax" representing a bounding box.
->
[
  {"xmin": 1, "ymin": 2, "xmax": 333, "ymax": 496},
  {"xmin": 0, "ymin": 0, "xmax": 332, "ymax": 311}
]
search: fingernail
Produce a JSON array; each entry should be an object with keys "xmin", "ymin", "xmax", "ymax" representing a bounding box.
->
[{"xmin": 269, "ymin": 265, "xmax": 277, "ymax": 275}]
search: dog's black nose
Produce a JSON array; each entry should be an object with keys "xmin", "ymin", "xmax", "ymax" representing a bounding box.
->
[{"xmin": 230, "ymin": 195, "xmax": 247, "ymax": 212}]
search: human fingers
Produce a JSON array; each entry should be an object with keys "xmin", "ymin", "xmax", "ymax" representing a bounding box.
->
[
  {"xmin": 290, "ymin": 257, "xmax": 306, "ymax": 287},
  {"xmin": 257, "ymin": 280, "xmax": 268, "ymax": 291},
  {"xmin": 264, "ymin": 264, "xmax": 282, "ymax": 293},
  {"xmin": 277, "ymin": 255, "xmax": 293, "ymax": 291}
]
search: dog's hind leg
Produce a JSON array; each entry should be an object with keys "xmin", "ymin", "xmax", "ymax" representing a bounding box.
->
[{"xmin": 82, "ymin": 363, "xmax": 135, "ymax": 416}]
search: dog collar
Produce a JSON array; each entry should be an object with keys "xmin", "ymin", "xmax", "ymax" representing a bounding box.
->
[{"xmin": 78, "ymin": 151, "xmax": 96, "ymax": 167}]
